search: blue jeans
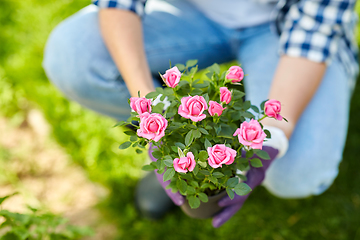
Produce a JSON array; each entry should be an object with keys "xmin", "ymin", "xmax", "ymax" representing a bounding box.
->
[{"xmin": 43, "ymin": 1, "xmax": 354, "ymax": 198}]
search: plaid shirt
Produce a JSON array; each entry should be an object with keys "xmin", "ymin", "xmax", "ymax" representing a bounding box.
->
[{"xmin": 93, "ymin": 0, "xmax": 359, "ymax": 81}]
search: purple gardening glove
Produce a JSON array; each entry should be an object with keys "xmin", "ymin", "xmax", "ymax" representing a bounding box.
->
[
  {"xmin": 212, "ymin": 146, "xmax": 279, "ymax": 228},
  {"xmin": 149, "ymin": 144, "xmax": 184, "ymax": 206}
]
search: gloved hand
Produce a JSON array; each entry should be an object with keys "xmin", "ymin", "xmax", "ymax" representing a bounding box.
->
[
  {"xmin": 149, "ymin": 144, "xmax": 185, "ymax": 206},
  {"xmin": 212, "ymin": 146, "xmax": 279, "ymax": 228}
]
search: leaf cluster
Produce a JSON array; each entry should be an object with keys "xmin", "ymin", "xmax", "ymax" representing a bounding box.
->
[{"xmin": 0, "ymin": 194, "xmax": 93, "ymax": 240}]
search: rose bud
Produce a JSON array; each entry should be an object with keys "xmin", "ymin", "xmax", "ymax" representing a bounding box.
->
[
  {"xmin": 207, "ymin": 144, "xmax": 237, "ymax": 168},
  {"xmin": 225, "ymin": 66, "xmax": 244, "ymax": 83},
  {"xmin": 208, "ymin": 101, "xmax": 225, "ymax": 117},
  {"xmin": 173, "ymin": 152, "xmax": 196, "ymax": 173},
  {"xmin": 264, "ymin": 99, "xmax": 283, "ymax": 121},
  {"xmin": 130, "ymin": 97, "xmax": 152, "ymax": 115},
  {"xmin": 162, "ymin": 66, "xmax": 181, "ymax": 88},
  {"xmin": 178, "ymin": 95, "xmax": 208, "ymax": 122},
  {"xmin": 233, "ymin": 119, "xmax": 266, "ymax": 150},
  {"xmin": 137, "ymin": 112, "xmax": 168, "ymax": 142},
  {"xmin": 220, "ymin": 87, "xmax": 232, "ymax": 104}
]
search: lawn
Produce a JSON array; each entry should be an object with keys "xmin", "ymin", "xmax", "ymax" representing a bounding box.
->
[{"xmin": 1, "ymin": 0, "xmax": 360, "ymax": 239}]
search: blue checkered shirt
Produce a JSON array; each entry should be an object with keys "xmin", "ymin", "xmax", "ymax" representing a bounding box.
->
[{"xmin": 92, "ymin": 0, "xmax": 359, "ymax": 81}]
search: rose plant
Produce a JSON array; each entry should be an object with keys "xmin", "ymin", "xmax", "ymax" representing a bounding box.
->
[{"xmin": 117, "ymin": 60, "xmax": 286, "ymax": 210}]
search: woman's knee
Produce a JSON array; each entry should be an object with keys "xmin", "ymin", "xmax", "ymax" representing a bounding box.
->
[{"xmin": 262, "ymin": 156, "xmax": 340, "ymax": 199}]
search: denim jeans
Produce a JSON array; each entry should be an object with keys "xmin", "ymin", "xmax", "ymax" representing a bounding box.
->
[{"xmin": 43, "ymin": 0, "xmax": 354, "ymax": 198}]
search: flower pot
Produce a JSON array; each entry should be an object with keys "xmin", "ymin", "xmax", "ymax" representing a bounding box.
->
[{"xmin": 180, "ymin": 191, "xmax": 228, "ymax": 219}]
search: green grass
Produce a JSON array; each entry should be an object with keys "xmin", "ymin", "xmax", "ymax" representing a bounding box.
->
[{"xmin": 1, "ymin": 0, "xmax": 360, "ymax": 239}]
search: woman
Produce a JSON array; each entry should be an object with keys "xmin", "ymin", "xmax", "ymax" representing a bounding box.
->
[{"xmin": 43, "ymin": 0, "xmax": 358, "ymax": 227}]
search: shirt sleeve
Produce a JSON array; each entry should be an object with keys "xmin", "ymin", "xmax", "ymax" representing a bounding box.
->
[
  {"xmin": 279, "ymin": 0, "xmax": 356, "ymax": 64},
  {"xmin": 92, "ymin": 0, "xmax": 147, "ymax": 17}
]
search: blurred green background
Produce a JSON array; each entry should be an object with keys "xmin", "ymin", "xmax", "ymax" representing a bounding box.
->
[{"xmin": 1, "ymin": 0, "xmax": 360, "ymax": 239}]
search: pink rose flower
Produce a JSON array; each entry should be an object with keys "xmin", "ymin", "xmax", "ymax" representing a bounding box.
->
[
  {"xmin": 225, "ymin": 66, "xmax": 244, "ymax": 83},
  {"xmin": 130, "ymin": 97, "xmax": 152, "ymax": 115},
  {"xmin": 178, "ymin": 95, "xmax": 208, "ymax": 122},
  {"xmin": 208, "ymin": 101, "xmax": 225, "ymax": 117},
  {"xmin": 173, "ymin": 152, "xmax": 196, "ymax": 173},
  {"xmin": 233, "ymin": 119, "xmax": 266, "ymax": 150},
  {"xmin": 265, "ymin": 99, "xmax": 283, "ymax": 121},
  {"xmin": 162, "ymin": 66, "xmax": 181, "ymax": 88},
  {"xmin": 220, "ymin": 87, "xmax": 232, "ymax": 104},
  {"xmin": 207, "ymin": 144, "xmax": 237, "ymax": 168},
  {"xmin": 137, "ymin": 112, "xmax": 168, "ymax": 142}
]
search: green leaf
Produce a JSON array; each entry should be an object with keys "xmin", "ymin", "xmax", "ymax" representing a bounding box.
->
[
  {"xmin": 152, "ymin": 103, "xmax": 165, "ymax": 113},
  {"xmin": 254, "ymin": 149, "xmax": 271, "ymax": 160},
  {"xmin": 193, "ymin": 164, "xmax": 199, "ymax": 175},
  {"xmin": 227, "ymin": 177, "xmax": 239, "ymax": 188},
  {"xmin": 175, "ymin": 63, "xmax": 186, "ymax": 71},
  {"xmin": 226, "ymin": 188, "xmax": 235, "ymax": 200},
  {"xmin": 204, "ymin": 138, "xmax": 212, "ymax": 149},
  {"xmin": 163, "ymin": 87, "xmax": 174, "ymax": 95},
  {"xmin": 237, "ymin": 163, "xmax": 249, "ymax": 171},
  {"xmin": 151, "ymin": 150, "xmax": 163, "ymax": 159},
  {"xmin": 193, "ymin": 129, "xmax": 201, "ymax": 139},
  {"xmin": 201, "ymin": 183, "xmax": 216, "ymax": 190},
  {"xmin": 260, "ymin": 99, "xmax": 268, "ymax": 111},
  {"xmin": 178, "ymin": 147, "xmax": 185, "ymax": 158},
  {"xmin": 264, "ymin": 129, "xmax": 271, "ymax": 138},
  {"xmin": 199, "ymin": 151, "xmax": 208, "ymax": 161},
  {"xmin": 198, "ymin": 161, "xmax": 207, "ymax": 168},
  {"xmin": 186, "ymin": 59, "xmax": 198, "ymax": 68},
  {"xmin": 142, "ymin": 164, "xmax": 156, "ymax": 171},
  {"xmin": 234, "ymin": 183, "xmax": 252, "ymax": 196},
  {"xmin": 243, "ymin": 100, "xmax": 251, "ymax": 110},
  {"xmin": 198, "ymin": 193, "xmax": 208, "ymax": 203},
  {"xmin": 246, "ymin": 150, "xmax": 254, "ymax": 158},
  {"xmin": 165, "ymin": 112, "xmax": 176, "ymax": 118},
  {"xmin": 198, "ymin": 128, "xmax": 209, "ymax": 135},
  {"xmin": 207, "ymin": 63, "xmax": 220, "ymax": 74},
  {"xmin": 232, "ymin": 90, "xmax": 246, "ymax": 100},
  {"xmin": 200, "ymin": 170, "xmax": 210, "ymax": 175},
  {"xmin": 130, "ymin": 135, "xmax": 138, "ymax": 142},
  {"xmin": 155, "ymin": 87, "xmax": 164, "ymax": 94},
  {"xmin": 191, "ymin": 89, "xmax": 203, "ymax": 95},
  {"xmin": 145, "ymin": 91, "xmax": 159, "ymax": 99},
  {"xmin": 202, "ymin": 93, "xmax": 210, "ymax": 103},
  {"xmin": 242, "ymin": 111, "xmax": 255, "ymax": 118},
  {"xmin": 163, "ymin": 168, "xmax": 175, "ymax": 182},
  {"xmin": 174, "ymin": 142, "xmax": 186, "ymax": 149},
  {"xmin": 123, "ymin": 130, "xmax": 136, "ymax": 136},
  {"xmin": 250, "ymin": 158, "xmax": 263, "ymax": 168},
  {"xmin": 185, "ymin": 130, "xmax": 194, "ymax": 146},
  {"xmin": 214, "ymin": 125, "xmax": 221, "ymax": 135},
  {"xmin": 193, "ymin": 82, "xmax": 209, "ymax": 88},
  {"xmin": 191, "ymin": 181, "xmax": 199, "ymax": 188},
  {"xmin": 163, "ymin": 158, "xmax": 173, "ymax": 167},
  {"xmin": 188, "ymin": 195, "xmax": 201, "ymax": 209},
  {"xmin": 135, "ymin": 149, "xmax": 143, "ymax": 154},
  {"xmin": 177, "ymin": 179, "xmax": 187, "ymax": 195},
  {"xmin": 213, "ymin": 172, "xmax": 224, "ymax": 178},
  {"xmin": 119, "ymin": 142, "xmax": 132, "ymax": 150},
  {"xmin": 250, "ymin": 105, "xmax": 260, "ymax": 113},
  {"xmin": 208, "ymin": 176, "xmax": 218, "ymax": 184},
  {"xmin": 187, "ymin": 186, "xmax": 196, "ymax": 195}
]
